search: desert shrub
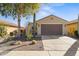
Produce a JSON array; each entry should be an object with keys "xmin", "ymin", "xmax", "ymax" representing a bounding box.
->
[
  {"xmin": 74, "ymin": 30, "xmax": 79, "ymax": 37},
  {"xmin": 27, "ymin": 34, "xmax": 33, "ymax": 40},
  {"xmin": 0, "ymin": 26, "xmax": 7, "ymax": 37},
  {"xmin": 10, "ymin": 32, "xmax": 14, "ymax": 36},
  {"xmin": 20, "ymin": 29, "xmax": 26, "ymax": 36}
]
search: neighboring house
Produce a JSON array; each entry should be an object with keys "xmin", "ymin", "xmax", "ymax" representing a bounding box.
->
[
  {"xmin": 27, "ymin": 15, "xmax": 68, "ymax": 36},
  {"xmin": 0, "ymin": 20, "xmax": 25, "ymax": 34},
  {"xmin": 65, "ymin": 20, "xmax": 78, "ymax": 36}
]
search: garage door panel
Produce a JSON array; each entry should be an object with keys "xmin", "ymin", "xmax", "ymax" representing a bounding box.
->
[{"xmin": 41, "ymin": 24, "xmax": 62, "ymax": 35}]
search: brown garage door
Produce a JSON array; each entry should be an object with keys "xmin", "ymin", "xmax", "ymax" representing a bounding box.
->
[{"xmin": 41, "ymin": 24, "xmax": 62, "ymax": 35}]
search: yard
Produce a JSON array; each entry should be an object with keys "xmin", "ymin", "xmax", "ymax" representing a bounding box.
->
[
  {"xmin": 0, "ymin": 35, "xmax": 79, "ymax": 56},
  {"xmin": 0, "ymin": 39, "xmax": 43, "ymax": 55}
]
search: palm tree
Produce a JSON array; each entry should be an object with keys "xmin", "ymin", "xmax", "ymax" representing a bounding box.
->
[{"xmin": 0, "ymin": 3, "xmax": 40, "ymax": 38}]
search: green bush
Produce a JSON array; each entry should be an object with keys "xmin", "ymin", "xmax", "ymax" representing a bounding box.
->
[
  {"xmin": 10, "ymin": 32, "xmax": 14, "ymax": 36},
  {"xmin": 27, "ymin": 34, "xmax": 33, "ymax": 40},
  {"xmin": 74, "ymin": 30, "xmax": 79, "ymax": 37},
  {"xmin": 20, "ymin": 29, "xmax": 26, "ymax": 36},
  {"xmin": 0, "ymin": 26, "xmax": 7, "ymax": 37}
]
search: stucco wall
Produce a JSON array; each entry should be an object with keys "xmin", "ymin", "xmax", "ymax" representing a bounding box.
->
[
  {"xmin": 65, "ymin": 22, "xmax": 78, "ymax": 36},
  {"xmin": 6, "ymin": 26, "xmax": 18, "ymax": 34}
]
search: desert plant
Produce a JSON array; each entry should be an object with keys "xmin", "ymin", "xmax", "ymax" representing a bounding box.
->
[
  {"xmin": 74, "ymin": 30, "xmax": 79, "ymax": 37},
  {"xmin": 27, "ymin": 34, "xmax": 33, "ymax": 40},
  {"xmin": 20, "ymin": 30, "xmax": 25, "ymax": 35},
  {"xmin": 0, "ymin": 26, "xmax": 7, "ymax": 37},
  {"xmin": 9, "ymin": 32, "xmax": 14, "ymax": 36}
]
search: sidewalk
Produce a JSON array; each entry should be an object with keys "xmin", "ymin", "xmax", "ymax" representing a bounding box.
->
[{"xmin": 5, "ymin": 51, "xmax": 79, "ymax": 56}]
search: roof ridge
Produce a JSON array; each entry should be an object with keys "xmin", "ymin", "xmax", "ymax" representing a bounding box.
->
[
  {"xmin": 36, "ymin": 14, "xmax": 68, "ymax": 22},
  {"xmin": 0, "ymin": 19, "xmax": 24, "ymax": 28}
]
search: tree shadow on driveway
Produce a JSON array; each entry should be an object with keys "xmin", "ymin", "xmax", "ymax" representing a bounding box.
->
[{"xmin": 64, "ymin": 40, "xmax": 79, "ymax": 56}]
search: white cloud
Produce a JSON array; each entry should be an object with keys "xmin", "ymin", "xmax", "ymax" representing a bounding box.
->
[
  {"xmin": 42, "ymin": 7, "xmax": 55, "ymax": 14},
  {"xmin": 36, "ymin": 3, "xmax": 58, "ymax": 20},
  {"xmin": 30, "ymin": 3, "xmax": 65, "ymax": 21},
  {"xmin": 36, "ymin": 10, "xmax": 51, "ymax": 20},
  {"xmin": 36, "ymin": 4, "xmax": 55, "ymax": 16}
]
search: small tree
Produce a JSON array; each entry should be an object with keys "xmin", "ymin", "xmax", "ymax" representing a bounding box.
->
[{"xmin": 0, "ymin": 3, "xmax": 40, "ymax": 39}]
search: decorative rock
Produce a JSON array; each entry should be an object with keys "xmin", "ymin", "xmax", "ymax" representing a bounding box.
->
[
  {"xmin": 15, "ymin": 41, "xmax": 22, "ymax": 45},
  {"xmin": 31, "ymin": 40, "xmax": 37, "ymax": 44},
  {"xmin": 10, "ymin": 41, "xmax": 22, "ymax": 45}
]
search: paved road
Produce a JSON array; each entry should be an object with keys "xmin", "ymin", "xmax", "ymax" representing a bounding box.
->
[{"xmin": 1, "ymin": 36, "xmax": 79, "ymax": 56}]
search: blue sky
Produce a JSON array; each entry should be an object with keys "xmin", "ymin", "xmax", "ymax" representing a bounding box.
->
[{"xmin": 0, "ymin": 3, "xmax": 79, "ymax": 27}]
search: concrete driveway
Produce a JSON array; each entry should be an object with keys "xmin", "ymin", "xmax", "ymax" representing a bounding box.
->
[{"xmin": 42, "ymin": 35, "xmax": 79, "ymax": 56}]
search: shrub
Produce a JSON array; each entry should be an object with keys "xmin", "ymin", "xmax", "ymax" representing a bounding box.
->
[
  {"xmin": 0, "ymin": 26, "xmax": 7, "ymax": 37},
  {"xmin": 20, "ymin": 29, "xmax": 26, "ymax": 36},
  {"xmin": 10, "ymin": 32, "xmax": 14, "ymax": 36},
  {"xmin": 27, "ymin": 34, "xmax": 33, "ymax": 40},
  {"xmin": 74, "ymin": 30, "xmax": 79, "ymax": 37}
]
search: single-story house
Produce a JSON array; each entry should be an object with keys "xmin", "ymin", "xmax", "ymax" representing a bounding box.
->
[
  {"xmin": 0, "ymin": 20, "xmax": 25, "ymax": 34},
  {"xmin": 65, "ymin": 19, "xmax": 79, "ymax": 36},
  {"xmin": 27, "ymin": 15, "xmax": 68, "ymax": 36}
]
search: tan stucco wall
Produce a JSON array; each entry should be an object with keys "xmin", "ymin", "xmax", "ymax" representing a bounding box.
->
[
  {"xmin": 36, "ymin": 15, "xmax": 67, "ymax": 35},
  {"xmin": 65, "ymin": 22, "xmax": 78, "ymax": 36},
  {"xmin": 6, "ymin": 26, "xmax": 18, "ymax": 34}
]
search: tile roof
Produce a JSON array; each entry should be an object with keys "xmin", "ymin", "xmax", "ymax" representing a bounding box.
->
[
  {"xmin": 67, "ymin": 19, "xmax": 78, "ymax": 24},
  {"xmin": 0, "ymin": 20, "xmax": 25, "ymax": 29}
]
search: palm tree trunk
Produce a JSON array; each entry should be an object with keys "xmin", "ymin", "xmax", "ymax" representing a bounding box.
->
[
  {"xmin": 17, "ymin": 15, "xmax": 21, "ymax": 38},
  {"xmin": 33, "ymin": 13, "xmax": 36, "ymax": 38}
]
